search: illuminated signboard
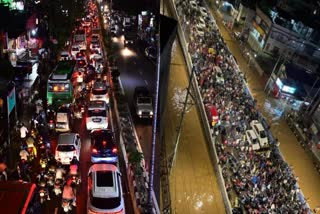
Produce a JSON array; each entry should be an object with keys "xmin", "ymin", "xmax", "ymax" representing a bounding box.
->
[
  {"xmin": 276, "ymin": 78, "xmax": 284, "ymax": 89},
  {"xmin": 7, "ymin": 86, "xmax": 16, "ymax": 115},
  {"xmin": 282, "ymin": 85, "xmax": 296, "ymax": 94}
]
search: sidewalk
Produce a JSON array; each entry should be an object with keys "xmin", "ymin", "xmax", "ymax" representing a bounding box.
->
[
  {"xmin": 6, "ymin": 57, "xmax": 52, "ymax": 171},
  {"xmin": 208, "ymin": 4, "xmax": 320, "ymax": 210}
]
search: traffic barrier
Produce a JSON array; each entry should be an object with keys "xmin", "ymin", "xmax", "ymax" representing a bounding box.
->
[{"xmin": 112, "ymin": 80, "xmax": 160, "ymax": 214}]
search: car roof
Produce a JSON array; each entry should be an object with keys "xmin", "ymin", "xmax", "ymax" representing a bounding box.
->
[
  {"xmin": 58, "ymin": 133, "xmax": 77, "ymax": 144},
  {"xmin": 89, "ymin": 164, "xmax": 118, "ymax": 173},
  {"xmin": 246, "ymin": 130, "xmax": 257, "ymax": 138},
  {"xmin": 252, "ymin": 121, "xmax": 265, "ymax": 131}
]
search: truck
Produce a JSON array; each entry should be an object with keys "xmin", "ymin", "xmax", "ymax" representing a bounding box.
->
[{"xmin": 133, "ymin": 86, "xmax": 153, "ymax": 119}]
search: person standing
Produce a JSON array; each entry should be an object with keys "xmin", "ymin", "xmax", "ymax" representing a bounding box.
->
[{"xmin": 20, "ymin": 123, "xmax": 28, "ymax": 141}]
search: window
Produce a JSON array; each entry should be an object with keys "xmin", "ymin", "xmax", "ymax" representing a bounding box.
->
[
  {"xmin": 93, "ymin": 89, "xmax": 107, "ymax": 95},
  {"xmin": 96, "ymin": 171, "xmax": 113, "ymax": 187},
  {"xmin": 57, "ymin": 145, "xmax": 75, "ymax": 151},
  {"xmin": 137, "ymin": 97, "xmax": 152, "ymax": 104},
  {"xmin": 88, "ymin": 109, "xmax": 106, "ymax": 117}
]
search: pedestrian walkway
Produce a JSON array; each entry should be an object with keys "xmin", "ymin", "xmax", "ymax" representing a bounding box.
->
[{"xmin": 208, "ymin": 4, "xmax": 320, "ymax": 210}]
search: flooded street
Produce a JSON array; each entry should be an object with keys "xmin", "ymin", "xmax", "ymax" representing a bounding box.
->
[
  {"xmin": 163, "ymin": 40, "xmax": 226, "ymax": 213},
  {"xmin": 209, "ymin": 7, "xmax": 320, "ymax": 210}
]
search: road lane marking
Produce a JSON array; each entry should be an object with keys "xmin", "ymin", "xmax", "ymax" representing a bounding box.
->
[{"xmin": 144, "ymin": 80, "xmax": 148, "ymax": 85}]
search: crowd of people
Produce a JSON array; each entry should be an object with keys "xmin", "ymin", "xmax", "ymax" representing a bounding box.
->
[{"xmin": 175, "ymin": 0, "xmax": 311, "ymax": 213}]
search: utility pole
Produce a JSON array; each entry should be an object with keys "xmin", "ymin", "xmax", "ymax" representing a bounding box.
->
[
  {"xmin": 147, "ymin": 0, "xmax": 160, "ymax": 209},
  {"xmin": 264, "ymin": 54, "xmax": 283, "ymax": 94},
  {"xmin": 169, "ymin": 65, "xmax": 196, "ymax": 175}
]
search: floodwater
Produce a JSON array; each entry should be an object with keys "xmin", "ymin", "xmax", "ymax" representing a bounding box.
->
[
  {"xmin": 163, "ymin": 39, "xmax": 226, "ymax": 214},
  {"xmin": 209, "ymin": 7, "xmax": 320, "ymax": 210}
]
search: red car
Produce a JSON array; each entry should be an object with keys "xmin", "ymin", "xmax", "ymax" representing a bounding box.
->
[{"xmin": 205, "ymin": 104, "xmax": 219, "ymax": 127}]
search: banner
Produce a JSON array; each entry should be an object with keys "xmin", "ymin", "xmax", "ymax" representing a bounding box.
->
[{"xmin": 7, "ymin": 86, "xmax": 16, "ymax": 116}]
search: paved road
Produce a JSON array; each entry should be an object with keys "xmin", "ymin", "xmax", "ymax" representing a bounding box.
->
[{"xmin": 208, "ymin": 5, "xmax": 320, "ymax": 210}]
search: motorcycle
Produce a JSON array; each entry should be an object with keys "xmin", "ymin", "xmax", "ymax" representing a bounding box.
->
[
  {"xmin": 38, "ymin": 178, "xmax": 50, "ymax": 204},
  {"xmin": 61, "ymin": 199, "xmax": 73, "ymax": 213},
  {"xmin": 53, "ymin": 178, "xmax": 63, "ymax": 195},
  {"xmin": 39, "ymin": 155, "xmax": 47, "ymax": 170},
  {"xmin": 46, "ymin": 164, "xmax": 56, "ymax": 187}
]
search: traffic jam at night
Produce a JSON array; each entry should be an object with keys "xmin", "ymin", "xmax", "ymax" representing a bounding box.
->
[
  {"xmin": 0, "ymin": 0, "xmax": 150, "ymax": 213},
  {"xmin": 1, "ymin": 0, "xmax": 320, "ymax": 214}
]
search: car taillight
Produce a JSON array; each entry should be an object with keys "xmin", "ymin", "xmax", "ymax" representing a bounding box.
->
[
  {"xmin": 92, "ymin": 148, "xmax": 98, "ymax": 154},
  {"xmin": 73, "ymin": 151, "xmax": 77, "ymax": 156},
  {"xmin": 112, "ymin": 148, "xmax": 118, "ymax": 153},
  {"xmin": 49, "ymin": 120, "xmax": 53, "ymax": 124}
]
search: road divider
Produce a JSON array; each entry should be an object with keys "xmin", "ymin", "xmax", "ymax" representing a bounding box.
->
[{"xmin": 112, "ymin": 77, "xmax": 160, "ymax": 214}]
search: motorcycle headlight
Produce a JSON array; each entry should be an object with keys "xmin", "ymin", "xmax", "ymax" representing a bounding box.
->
[
  {"xmin": 150, "ymin": 111, "xmax": 153, "ymax": 115},
  {"xmin": 138, "ymin": 111, "xmax": 142, "ymax": 115},
  {"xmin": 40, "ymin": 192, "xmax": 45, "ymax": 197}
]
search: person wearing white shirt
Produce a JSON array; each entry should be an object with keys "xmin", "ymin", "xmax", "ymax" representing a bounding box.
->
[
  {"xmin": 20, "ymin": 123, "xmax": 28, "ymax": 140},
  {"xmin": 19, "ymin": 149, "xmax": 29, "ymax": 161}
]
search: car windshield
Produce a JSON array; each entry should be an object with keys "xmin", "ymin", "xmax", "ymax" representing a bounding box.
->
[
  {"xmin": 57, "ymin": 145, "xmax": 75, "ymax": 151},
  {"xmin": 97, "ymin": 171, "xmax": 113, "ymax": 186},
  {"xmin": 137, "ymin": 97, "xmax": 152, "ymax": 104},
  {"xmin": 93, "ymin": 89, "xmax": 107, "ymax": 95},
  {"xmin": 90, "ymin": 192, "xmax": 121, "ymax": 210},
  {"xmin": 88, "ymin": 109, "xmax": 107, "ymax": 117},
  {"xmin": 93, "ymin": 132, "xmax": 114, "ymax": 149},
  {"xmin": 260, "ymin": 130, "xmax": 267, "ymax": 138},
  {"xmin": 252, "ymin": 138, "xmax": 259, "ymax": 144}
]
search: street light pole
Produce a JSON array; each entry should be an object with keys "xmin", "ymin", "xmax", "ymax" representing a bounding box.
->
[
  {"xmin": 264, "ymin": 54, "xmax": 283, "ymax": 94},
  {"xmin": 169, "ymin": 65, "xmax": 196, "ymax": 175}
]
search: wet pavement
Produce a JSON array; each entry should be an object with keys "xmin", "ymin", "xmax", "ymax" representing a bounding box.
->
[
  {"xmin": 209, "ymin": 5, "xmax": 320, "ymax": 210},
  {"xmin": 164, "ymin": 39, "xmax": 226, "ymax": 214}
]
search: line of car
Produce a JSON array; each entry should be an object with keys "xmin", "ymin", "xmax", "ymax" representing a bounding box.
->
[{"xmin": 54, "ymin": 1, "xmax": 125, "ymax": 213}]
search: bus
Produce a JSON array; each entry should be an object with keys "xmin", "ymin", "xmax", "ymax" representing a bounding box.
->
[
  {"xmin": 0, "ymin": 181, "xmax": 41, "ymax": 214},
  {"xmin": 47, "ymin": 60, "xmax": 76, "ymax": 109}
]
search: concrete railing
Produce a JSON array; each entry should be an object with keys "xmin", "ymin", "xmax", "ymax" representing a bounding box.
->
[
  {"xmin": 112, "ymin": 78, "xmax": 160, "ymax": 214},
  {"xmin": 167, "ymin": 0, "xmax": 233, "ymax": 213}
]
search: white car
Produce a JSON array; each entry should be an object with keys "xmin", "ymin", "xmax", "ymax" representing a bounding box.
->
[
  {"xmin": 90, "ymin": 42, "xmax": 101, "ymax": 54},
  {"xmin": 90, "ymin": 81, "xmax": 110, "ymax": 105},
  {"xmin": 197, "ymin": 17, "xmax": 206, "ymax": 29},
  {"xmin": 245, "ymin": 130, "xmax": 260, "ymax": 151},
  {"xmin": 199, "ymin": 6, "xmax": 209, "ymax": 17},
  {"xmin": 71, "ymin": 45, "xmax": 80, "ymax": 58},
  {"xmin": 87, "ymin": 164, "xmax": 125, "ymax": 214},
  {"xmin": 250, "ymin": 120, "xmax": 269, "ymax": 148},
  {"xmin": 189, "ymin": 0, "xmax": 198, "ymax": 10},
  {"xmin": 91, "ymin": 35, "xmax": 99, "ymax": 43},
  {"xmin": 55, "ymin": 133, "xmax": 81, "ymax": 165},
  {"xmin": 195, "ymin": 27, "xmax": 205, "ymax": 37},
  {"xmin": 60, "ymin": 51, "xmax": 72, "ymax": 61},
  {"xmin": 86, "ymin": 101, "xmax": 109, "ymax": 131}
]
